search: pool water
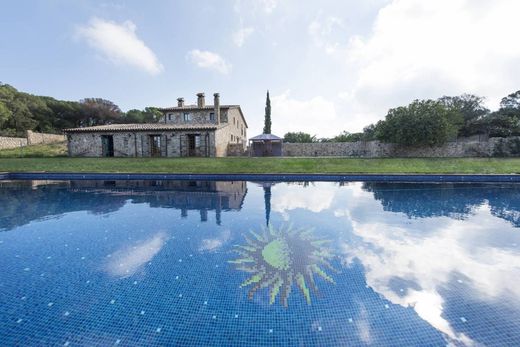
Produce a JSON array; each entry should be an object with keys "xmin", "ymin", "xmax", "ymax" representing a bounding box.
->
[{"xmin": 1, "ymin": 180, "xmax": 520, "ymax": 346}]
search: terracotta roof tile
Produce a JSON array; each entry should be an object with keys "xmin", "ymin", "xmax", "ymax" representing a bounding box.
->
[{"xmin": 64, "ymin": 123, "xmax": 218, "ymax": 133}]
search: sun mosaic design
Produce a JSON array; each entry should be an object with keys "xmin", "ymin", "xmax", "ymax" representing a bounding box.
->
[{"xmin": 228, "ymin": 224, "xmax": 337, "ymax": 307}]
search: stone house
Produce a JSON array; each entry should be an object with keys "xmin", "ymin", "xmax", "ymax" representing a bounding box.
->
[{"xmin": 64, "ymin": 93, "xmax": 248, "ymax": 157}]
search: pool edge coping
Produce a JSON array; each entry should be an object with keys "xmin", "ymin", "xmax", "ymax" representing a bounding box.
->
[{"xmin": 2, "ymin": 172, "xmax": 520, "ymax": 183}]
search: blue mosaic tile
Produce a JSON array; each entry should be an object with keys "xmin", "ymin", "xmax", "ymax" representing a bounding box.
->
[{"xmin": 1, "ymin": 179, "xmax": 520, "ymax": 346}]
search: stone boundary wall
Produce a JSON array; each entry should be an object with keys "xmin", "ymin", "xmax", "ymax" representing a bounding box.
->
[
  {"xmin": 281, "ymin": 137, "xmax": 520, "ymax": 158},
  {"xmin": 26, "ymin": 130, "xmax": 66, "ymax": 145},
  {"xmin": 0, "ymin": 131, "xmax": 65, "ymax": 150},
  {"xmin": 0, "ymin": 136, "xmax": 28, "ymax": 150},
  {"xmin": 227, "ymin": 143, "xmax": 247, "ymax": 156}
]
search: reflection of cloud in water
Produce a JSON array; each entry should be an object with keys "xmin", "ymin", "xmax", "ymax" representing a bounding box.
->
[
  {"xmin": 356, "ymin": 305, "xmax": 372, "ymax": 344},
  {"xmin": 341, "ymin": 199, "xmax": 520, "ymax": 346},
  {"xmin": 272, "ymin": 184, "xmax": 336, "ymax": 217},
  {"xmin": 105, "ymin": 232, "xmax": 168, "ymax": 278},
  {"xmin": 199, "ymin": 229, "xmax": 231, "ymax": 252}
]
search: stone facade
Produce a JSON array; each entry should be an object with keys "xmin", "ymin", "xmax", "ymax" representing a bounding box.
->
[
  {"xmin": 65, "ymin": 93, "xmax": 248, "ymax": 158},
  {"xmin": 67, "ymin": 130, "xmax": 217, "ymax": 157},
  {"xmin": 215, "ymin": 108, "xmax": 247, "ymax": 157},
  {"xmin": 26, "ymin": 130, "xmax": 66, "ymax": 145},
  {"xmin": 227, "ymin": 143, "xmax": 248, "ymax": 156},
  {"xmin": 281, "ymin": 137, "xmax": 520, "ymax": 158}
]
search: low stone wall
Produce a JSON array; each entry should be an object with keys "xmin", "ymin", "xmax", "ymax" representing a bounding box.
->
[
  {"xmin": 227, "ymin": 143, "xmax": 247, "ymax": 156},
  {"xmin": 283, "ymin": 141, "xmax": 392, "ymax": 157},
  {"xmin": 0, "ymin": 131, "xmax": 65, "ymax": 150},
  {"xmin": 0, "ymin": 136, "xmax": 28, "ymax": 150},
  {"xmin": 27, "ymin": 130, "xmax": 66, "ymax": 145},
  {"xmin": 281, "ymin": 137, "xmax": 520, "ymax": 158}
]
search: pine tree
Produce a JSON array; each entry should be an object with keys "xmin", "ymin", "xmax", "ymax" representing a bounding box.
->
[{"xmin": 263, "ymin": 90, "xmax": 271, "ymax": 134}]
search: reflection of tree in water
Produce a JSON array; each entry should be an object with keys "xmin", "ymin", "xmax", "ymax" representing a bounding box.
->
[
  {"xmin": 0, "ymin": 181, "xmax": 127, "ymax": 231},
  {"xmin": 229, "ymin": 224, "xmax": 337, "ymax": 307},
  {"xmin": 0, "ymin": 180, "xmax": 247, "ymax": 231},
  {"xmin": 264, "ymin": 185, "xmax": 271, "ymax": 226},
  {"xmin": 362, "ymin": 182, "xmax": 520, "ymax": 227}
]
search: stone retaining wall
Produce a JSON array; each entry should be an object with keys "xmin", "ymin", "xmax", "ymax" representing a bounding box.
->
[
  {"xmin": 0, "ymin": 131, "xmax": 65, "ymax": 150},
  {"xmin": 26, "ymin": 130, "xmax": 66, "ymax": 145},
  {"xmin": 281, "ymin": 137, "xmax": 520, "ymax": 157},
  {"xmin": 0, "ymin": 136, "xmax": 28, "ymax": 150},
  {"xmin": 227, "ymin": 143, "xmax": 247, "ymax": 156}
]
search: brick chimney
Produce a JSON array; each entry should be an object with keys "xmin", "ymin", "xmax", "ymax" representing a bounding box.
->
[
  {"xmin": 197, "ymin": 93, "xmax": 205, "ymax": 108},
  {"xmin": 177, "ymin": 97, "xmax": 184, "ymax": 107},
  {"xmin": 213, "ymin": 93, "xmax": 220, "ymax": 125}
]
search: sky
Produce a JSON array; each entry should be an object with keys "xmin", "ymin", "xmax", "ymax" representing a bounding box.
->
[{"xmin": 1, "ymin": 0, "xmax": 520, "ymax": 137}]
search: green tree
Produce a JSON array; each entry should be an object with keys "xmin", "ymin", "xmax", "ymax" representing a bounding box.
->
[
  {"xmin": 499, "ymin": 90, "xmax": 520, "ymax": 117},
  {"xmin": 124, "ymin": 109, "xmax": 145, "ymax": 123},
  {"xmin": 263, "ymin": 90, "xmax": 271, "ymax": 134},
  {"xmin": 362, "ymin": 124, "xmax": 379, "ymax": 141},
  {"xmin": 283, "ymin": 132, "xmax": 317, "ymax": 143},
  {"xmin": 438, "ymin": 94, "xmax": 489, "ymax": 136},
  {"xmin": 332, "ymin": 131, "xmax": 365, "ymax": 142},
  {"xmin": 0, "ymin": 83, "xmax": 166, "ymax": 135},
  {"xmin": 0, "ymin": 101, "xmax": 10, "ymax": 129},
  {"xmin": 123, "ymin": 107, "xmax": 162, "ymax": 123},
  {"xmin": 143, "ymin": 107, "xmax": 163, "ymax": 122},
  {"xmin": 79, "ymin": 98, "xmax": 123, "ymax": 126},
  {"xmin": 376, "ymin": 99, "xmax": 462, "ymax": 146}
]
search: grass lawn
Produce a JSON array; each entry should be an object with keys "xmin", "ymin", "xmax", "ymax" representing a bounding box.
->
[
  {"xmin": 0, "ymin": 141, "xmax": 68, "ymax": 158},
  {"xmin": 0, "ymin": 142, "xmax": 519, "ymax": 174}
]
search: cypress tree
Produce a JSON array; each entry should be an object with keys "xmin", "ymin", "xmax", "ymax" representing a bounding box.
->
[{"xmin": 263, "ymin": 90, "xmax": 271, "ymax": 134}]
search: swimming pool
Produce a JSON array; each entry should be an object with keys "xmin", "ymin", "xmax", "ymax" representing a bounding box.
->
[{"xmin": 1, "ymin": 179, "xmax": 519, "ymax": 346}]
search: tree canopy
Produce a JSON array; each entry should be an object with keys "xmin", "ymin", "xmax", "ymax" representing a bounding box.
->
[
  {"xmin": 283, "ymin": 132, "xmax": 317, "ymax": 143},
  {"xmin": 342, "ymin": 90, "xmax": 520, "ymax": 146},
  {"xmin": 0, "ymin": 83, "xmax": 164, "ymax": 137},
  {"xmin": 375, "ymin": 99, "xmax": 461, "ymax": 146}
]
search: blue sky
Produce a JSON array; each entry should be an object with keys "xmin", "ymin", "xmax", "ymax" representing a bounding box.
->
[{"xmin": 1, "ymin": 0, "xmax": 519, "ymax": 137}]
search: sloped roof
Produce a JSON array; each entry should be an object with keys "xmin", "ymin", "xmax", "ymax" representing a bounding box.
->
[
  {"xmin": 249, "ymin": 133, "xmax": 283, "ymax": 141},
  {"xmin": 64, "ymin": 123, "xmax": 218, "ymax": 133}
]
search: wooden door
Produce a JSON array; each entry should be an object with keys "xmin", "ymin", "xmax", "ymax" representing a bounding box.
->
[
  {"xmin": 101, "ymin": 135, "xmax": 114, "ymax": 157},
  {"xmin": 150, "ymin": 135, "xmax": 162, "ymax": 157}
]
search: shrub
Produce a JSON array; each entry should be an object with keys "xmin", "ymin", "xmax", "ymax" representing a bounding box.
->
[{"xmin": 376, "ymin": 100, "xmax": 462, "ymax": 147}]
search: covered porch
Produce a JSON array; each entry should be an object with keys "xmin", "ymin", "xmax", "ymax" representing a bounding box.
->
[{"xmin": 248, "ymin": 134, "xmax": 283, "ymax": 157}]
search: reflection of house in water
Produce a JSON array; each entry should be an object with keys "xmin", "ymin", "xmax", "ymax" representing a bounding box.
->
[
  {"xmin": 69, "ymin": 180, "xmax": 248, "ymax": 225},
  {"xmin": 0, "ymin": 180, "xmax": 247, "ymax": 231}
]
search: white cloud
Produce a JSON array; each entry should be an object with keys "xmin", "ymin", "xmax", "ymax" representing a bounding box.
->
[
  {"xmin": 271, "ymin": 91, "xmax": 339, "ymax": 137},
  {"xmin": 339, "ymin": 193, "xmax": 520, "ymax": 346},
  {"xmin": 345, "ymin": 0, "xmax": 520, "ymax": 124},
  {"xmin": 77, "ymin": 17, "xmax": 163, "ymax": 75},
  {"xmin": 104, "ymin": 232, "xmax": 168, "ymax": 278},
  {"xmin": 308, "ymin": 15, "xmax": 344, "ymax": 55},
  {"xmin": 272, "ymin": 183, "xmax": 337, "ymax": 217},
  {"xmin": 259, "ymin": 0, "xmax": 278, "ymax": 13},
  {"xmin": 233, "ymin": 26, "xmax": 255, "ymax": 47},
  {"xmin": 187, "ymin": 49, "xmax": 232, "ymax": 74},
  {"xmin": 234, "ymin": 0, "xmax": 278, "ymax": 14},
  {"xmin": 199, "ymin": 229, "xmax": 231, "ymax": 252}
]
